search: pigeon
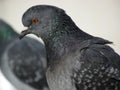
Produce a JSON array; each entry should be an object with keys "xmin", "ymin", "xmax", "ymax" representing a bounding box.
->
[
  {"xmin": 0, "ymin": 20, "xmax": 49, "ymax": 90},
  {"xmin": 19, "ymin": 5, "xmax": 120, "ymax": 90}
]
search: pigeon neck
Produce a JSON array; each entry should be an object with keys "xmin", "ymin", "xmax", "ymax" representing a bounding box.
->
[
  {"xmin": 43, "ymin": 13, "xmax": 93, "ymax": 68},
  {"xmin": 0, "ymin": 27, "xmax": 17, "ymax": 43},
  {"xmin": 0, "ymin": 26, "xmax": 18, "ymax": 57}
]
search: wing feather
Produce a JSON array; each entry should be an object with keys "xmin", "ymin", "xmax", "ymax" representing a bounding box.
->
[{"xmin": 72, "ymin": 38, "xmax": 120, "ymax": 90}]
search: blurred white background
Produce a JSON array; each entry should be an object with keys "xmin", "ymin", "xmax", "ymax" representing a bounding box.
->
[{"xmin": 0, "ymin": 0, "xmax": 120, "ymax": 90}]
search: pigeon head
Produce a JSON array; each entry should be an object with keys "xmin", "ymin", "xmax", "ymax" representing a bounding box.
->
[{"xmin": 19, "ymin": 5, "xmax": 65, "ymax": 40}]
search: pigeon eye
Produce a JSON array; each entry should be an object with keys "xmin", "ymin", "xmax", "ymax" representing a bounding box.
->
[{"xmin": 32, "ymin": 18, "xmax": 39, "ymax": 24}]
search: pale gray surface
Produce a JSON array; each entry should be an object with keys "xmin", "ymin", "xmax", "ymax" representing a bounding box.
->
[{"xmin": 0, "ymin": 70, "xmax": 17, "ymax": 90}]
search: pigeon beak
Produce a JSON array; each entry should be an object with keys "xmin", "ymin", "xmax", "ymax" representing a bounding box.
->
[{"xmin": 19, "ymin": 28, "xmax": 31, "ymax": 39}]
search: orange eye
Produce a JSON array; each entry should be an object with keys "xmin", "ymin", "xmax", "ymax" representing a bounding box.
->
[{"xmin": 32, "ymin": 18, "xmax": 39, "ymax": 24}]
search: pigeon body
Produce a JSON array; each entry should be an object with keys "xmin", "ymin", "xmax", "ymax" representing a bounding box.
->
[
  {"xmin": 20, "ymin": 5, "xmax": 120, "ymax": 90},
  {"xmin": 0, "ymin": 20, "xmax": 48, "ymax": 90},
  {"xmin": 1, "ymin": 37, "xmax": 48, "ymax": 90}
]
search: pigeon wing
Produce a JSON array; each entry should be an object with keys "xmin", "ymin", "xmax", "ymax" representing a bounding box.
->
[{"xmin": 72, "ymin": 38, "xmax": 120, "ymax": 90}]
